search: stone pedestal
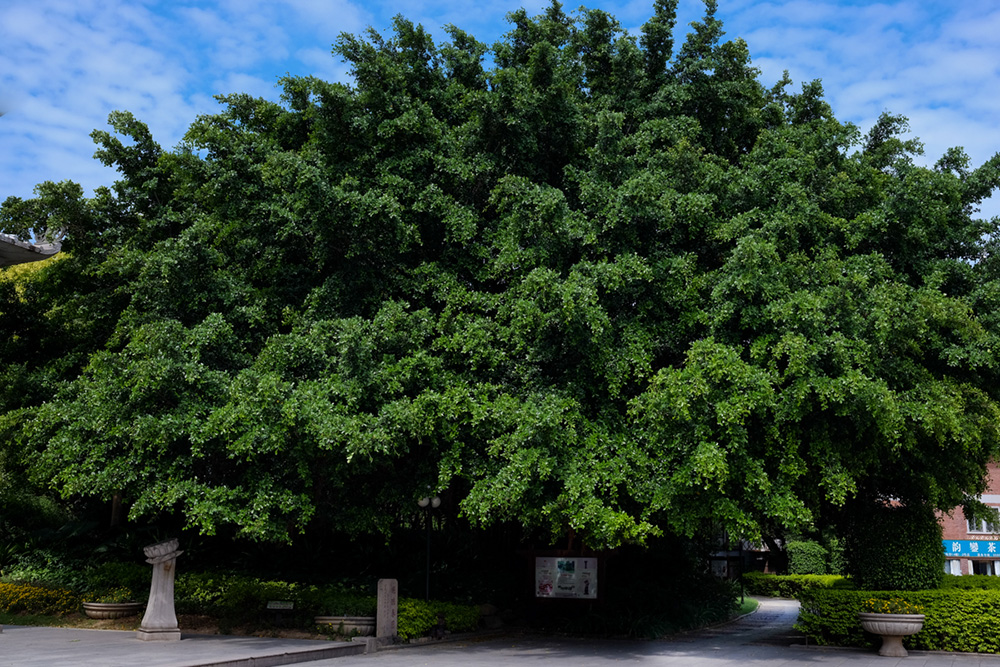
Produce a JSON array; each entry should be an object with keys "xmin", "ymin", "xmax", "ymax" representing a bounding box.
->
[
  {"xmin": 137, "ymin": 538, "xmax": 183, "ymax": 641},
  {"xmin": 376, "ymin": 578, "xmax": 398, "ymax": 644}
]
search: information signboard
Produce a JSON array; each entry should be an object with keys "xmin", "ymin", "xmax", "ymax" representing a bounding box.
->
[
  {"xmin": 535, "ymin": 557, "xmax": 598, "ymax": 599},
  {"xmin": 943, "ymin": 539, "xmax": 1000, "ymax": 558}
]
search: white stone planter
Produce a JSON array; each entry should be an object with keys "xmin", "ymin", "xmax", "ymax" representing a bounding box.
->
[
  {"xmin": 315, "ymin": 615, "xmax": 376, "ymax": 636},
  {"xmin": 82, "ymin": 601, "xmax": 146, "ymax": 619},
  {"xmin": 859, "ymin": 612, "xmax": 925, "ymax": 657}
]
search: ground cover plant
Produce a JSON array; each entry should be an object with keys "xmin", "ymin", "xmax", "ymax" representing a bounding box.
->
[{"xmin": 742, "ymin": 572, "xmax": 849, "ymax": 598}]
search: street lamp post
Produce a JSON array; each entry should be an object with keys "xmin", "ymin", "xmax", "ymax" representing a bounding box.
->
[{"xmin": 417, "ymin": 495, "xmax": 440, "ymax": 600}]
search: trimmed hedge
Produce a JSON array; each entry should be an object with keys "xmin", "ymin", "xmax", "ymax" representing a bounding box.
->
[
  {"xmin": 0, "ymin": 582, "xmax": 80, "ymax": 615},
  {"xmin": 397, "ymin": 598, "xmax": 480, "ymax": 640},
  {"xmin": 845, "ymin": 503, "xmax": 944, "ymax": 590},
  {"xmin": 797, "ymin": 588, "xmax": 1000, "ymax": 653},
  {"xmin": 787, "ymin": 541, "xmax": 828, "ymax": 575},
  {"xmin": 941, "ymin": 574, "xmax": 1000, "ymax": 590},
  {"xmin": 743, "ymin": 572, "xmax": 850, "ymax": 598}
]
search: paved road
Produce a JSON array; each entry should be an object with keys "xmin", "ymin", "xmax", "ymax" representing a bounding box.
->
[
  {"xmin": 305, "ymin": 599, "xmax": 1000, "ymax": 667},
  {"xmin": 3, "ymin": 598, "xmax": 999, "ymax": 666}
]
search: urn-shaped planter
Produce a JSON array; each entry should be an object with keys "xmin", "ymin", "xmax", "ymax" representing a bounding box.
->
[
  {"xmin": 315, "ymin": 615, "xmax": 376, "ymax": 636},
  {"xmin": 859, "ymin": 612, "xmax": 925, "ymax": 657},
  {"xmin": 82, "ymin": 601, "xmax": 146, "ymax": 619}
]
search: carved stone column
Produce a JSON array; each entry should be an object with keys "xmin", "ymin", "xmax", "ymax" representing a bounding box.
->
[{"xmin": 137, "ymin": 538, "xmax": 183, "ymax": 641}]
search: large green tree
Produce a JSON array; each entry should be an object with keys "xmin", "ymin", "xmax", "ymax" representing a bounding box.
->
[{"xmin": 3, "ymin": 0, "xmax": 1000, "ymax": 548}]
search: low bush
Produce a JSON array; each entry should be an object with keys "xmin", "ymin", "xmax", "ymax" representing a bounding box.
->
[
  {"xmin": 0, "ymin": 582, "xmax": 80, "ymax": 615},
  {"xmin": 1, "ymin": 562, "xmax": 87, "ymax": 591},
  {"xmin": 397, "ymin": 598, "xmax": 480, "ymax": 640},
  {"xmin": 310, "ymin": 590, "xmax": 377, "ymax": 617},
  {"xmin": 172, "ymin": 571, "xmax": 479, "ymax": 639},
  {"xmin": 174, "ymin": 571, "xmax": 321, "ymax": 624},
  {"xmin": 940, "ymin": 574, "xmax": 1000, "ymax": 590},
  {"xmin": 742, "ymin": 572, "xmax": 850, "ymax": 597},
  {"xmin": 81, "ymin": 561, "xmax": 149, "ymax": 601},
  {"xmin": 797, "ymin": 588, "xmax": 1000, "ymax": 653}
]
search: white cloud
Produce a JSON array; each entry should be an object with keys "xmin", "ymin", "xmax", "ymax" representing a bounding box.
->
[{"xmin": 1, "ymin": 0, "xmax": 997, "ymax": 223}]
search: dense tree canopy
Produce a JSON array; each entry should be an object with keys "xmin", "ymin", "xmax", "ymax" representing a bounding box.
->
[{"xmin": 3, "ymin": 0, "xmax": 1000, "ymax": 548}]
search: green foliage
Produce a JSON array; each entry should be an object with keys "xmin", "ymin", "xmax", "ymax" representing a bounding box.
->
[
  {"xmin": 786, "ymin": 540, "xmax": 828, "ymax": 575},
  {"xmin": 80, "ymin": 561, "xmax": 149, "ymax": 601},
  {"xmin": 85, "ymin": 586, "xmax": 136, "ymax": 603},
  {"xmin": 173, "ymin": 572, "xmax": 318, "ymax": 621},
  {"xmin": 742, "ymin": 572, "xmax": 849, "ymax": 598},
  {"xmin": 3, "ymin": 556, "xmax": 150, "ymax": 603},
  {"xmin": 397, "ymin": 597, "xmax": 480, "ymax": 640},
  {"xmin": 798, "ymin": 588, "xmax": 1000, "ymax": 653},
  {"xmin": 941, "ymin": 574, "xmax": 1000, "ymax": 590},
  {"xmin": 827, "ymin": 536, "xmax": 846, "ymax": 575},
  {"xmin": 860, "ymin": 596, "xmax": 924, "ymax": 614},
  {"xmin": 312, "ymin": 591, "xmax": 377, "ymax": 617},
  {"xmin": 0, "ymin": 582, "xmax": 80, "ymax": 615},
  {"xmin": 1, "ymin": 1, "xmax": 999, "ymax": 550},
  {"xmin": 845, "ymin": 502, "xmax": 944, "ymax": 590}
]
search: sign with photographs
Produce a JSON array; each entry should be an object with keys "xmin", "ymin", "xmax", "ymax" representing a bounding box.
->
[{"xmin": 535, "ymin": 557, "xmax": 598, "ymax": 599}]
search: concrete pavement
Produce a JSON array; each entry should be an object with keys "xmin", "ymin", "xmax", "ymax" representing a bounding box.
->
[
  {"xmin": 0, "ymin": 625, "xmax": 366, "ymax": 667},
  {"xmin": 3, "ymin": 598, "xmax": 999, "ymax": 667}
]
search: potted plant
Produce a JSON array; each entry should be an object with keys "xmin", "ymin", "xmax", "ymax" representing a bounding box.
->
[
  {"xmin": 82, "ymin": 586, "xmax": 146, "ymax": 619},
  {"xmin": 858, "ymin": 597, "xmax": 925, "ymax": 657}
]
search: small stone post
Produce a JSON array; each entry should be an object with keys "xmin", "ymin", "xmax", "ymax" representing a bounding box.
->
[
  {"xmin": 376, "ymin": 578, "xmax": 398, "ymax": 645},
  {"xmin": 137, "ymin": 538, "xmax": 183, "ymax": 641}
]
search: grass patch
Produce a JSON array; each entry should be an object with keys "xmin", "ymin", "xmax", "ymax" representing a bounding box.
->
[
  {"xmin": 736, "ymin": 597, "xmax": 759, "ymax": 616},
  {"xmin": 0, "ymin": 611, "xmax": 73, "ymax": 627}
]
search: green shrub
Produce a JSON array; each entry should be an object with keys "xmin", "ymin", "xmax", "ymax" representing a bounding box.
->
[
  {"xmin": 81, "ymin": 561, "xmax": 149, "ymax": 601},
  {"xmin": 1, "ymin": 562, "xmax": 87, "ymax": 591},
  {"xmin": 310, "ymin": 591, "xmax": 376, "ymax": 617},
  {"xmin": 0, "ymin": 582, "xmax": 80, "ymax": 615},
  {"xmin": 845, "ymin": 502, "xmax": 944, "ymax": 590},
  {"xmin": 827, "ymin": 536, "xmax": 846, "ymax": 575},
  {"xmin": 173, "ymin": 571, "xmax": 319, "ymax": 624},
  {"xmin": 940, "ymin": 574, "xmax": 1000, "ymax": 590},
  {"xmin": 743, "ymin": 572, "xmax": 849, "ymax": 597},
  {"xmin": 797, "ymin": 588, "xmax": 1000, "ymax": 653},
  {"xmin": 396, "ymin": 597, "xmax": 479, "ymax": 640},
  {"xmin": 787, "ymin": 541, "xmax": 828, "ymax": 575}
]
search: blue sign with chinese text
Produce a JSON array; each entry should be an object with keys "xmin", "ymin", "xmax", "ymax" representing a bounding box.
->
[{"xmin": 943, "ymin": 540, "xmax": 1000, "ymax": 558}]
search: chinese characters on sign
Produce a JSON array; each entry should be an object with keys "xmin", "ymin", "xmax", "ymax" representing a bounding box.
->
[
  {"xmin": 535, "ymin": 557, "xmax": 598, "ymax": 599},
  {"xmin": 943, "ymin": 540, "xmax": 1000, "ymax": 558}
]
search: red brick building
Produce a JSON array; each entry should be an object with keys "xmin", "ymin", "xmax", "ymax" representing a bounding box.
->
[{"xmin": 940, "ymin": 462, "xmax": 1000, "ymax": 575}]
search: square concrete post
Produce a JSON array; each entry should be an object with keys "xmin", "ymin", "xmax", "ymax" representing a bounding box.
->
[{"xmin": 376, "ymin": 578, "xmax": 398, "ymax": 645}]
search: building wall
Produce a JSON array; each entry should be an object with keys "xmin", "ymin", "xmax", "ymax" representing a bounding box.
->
[{"xmin": 939, "ymin": 462, "xmax": 1000, "ymax": 576}]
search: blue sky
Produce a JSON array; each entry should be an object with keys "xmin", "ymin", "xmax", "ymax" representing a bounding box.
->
[{"xmin": 2, "ymin": 0, "xmax": 998, "ymax": 219}]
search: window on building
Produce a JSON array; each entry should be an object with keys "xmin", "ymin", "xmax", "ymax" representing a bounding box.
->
[
  {"xmin": 966, "ymin": 509, "xmax": 1000, "ymax": 533},
  {"xmin": 972, "ymin": 560, "xmax": 1000, "ymax": 576}
]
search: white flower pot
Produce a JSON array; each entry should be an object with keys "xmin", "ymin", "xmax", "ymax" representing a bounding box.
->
[{"xmin": 859, "ymin": 612, "xmax": 925, "ymax": 657}]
